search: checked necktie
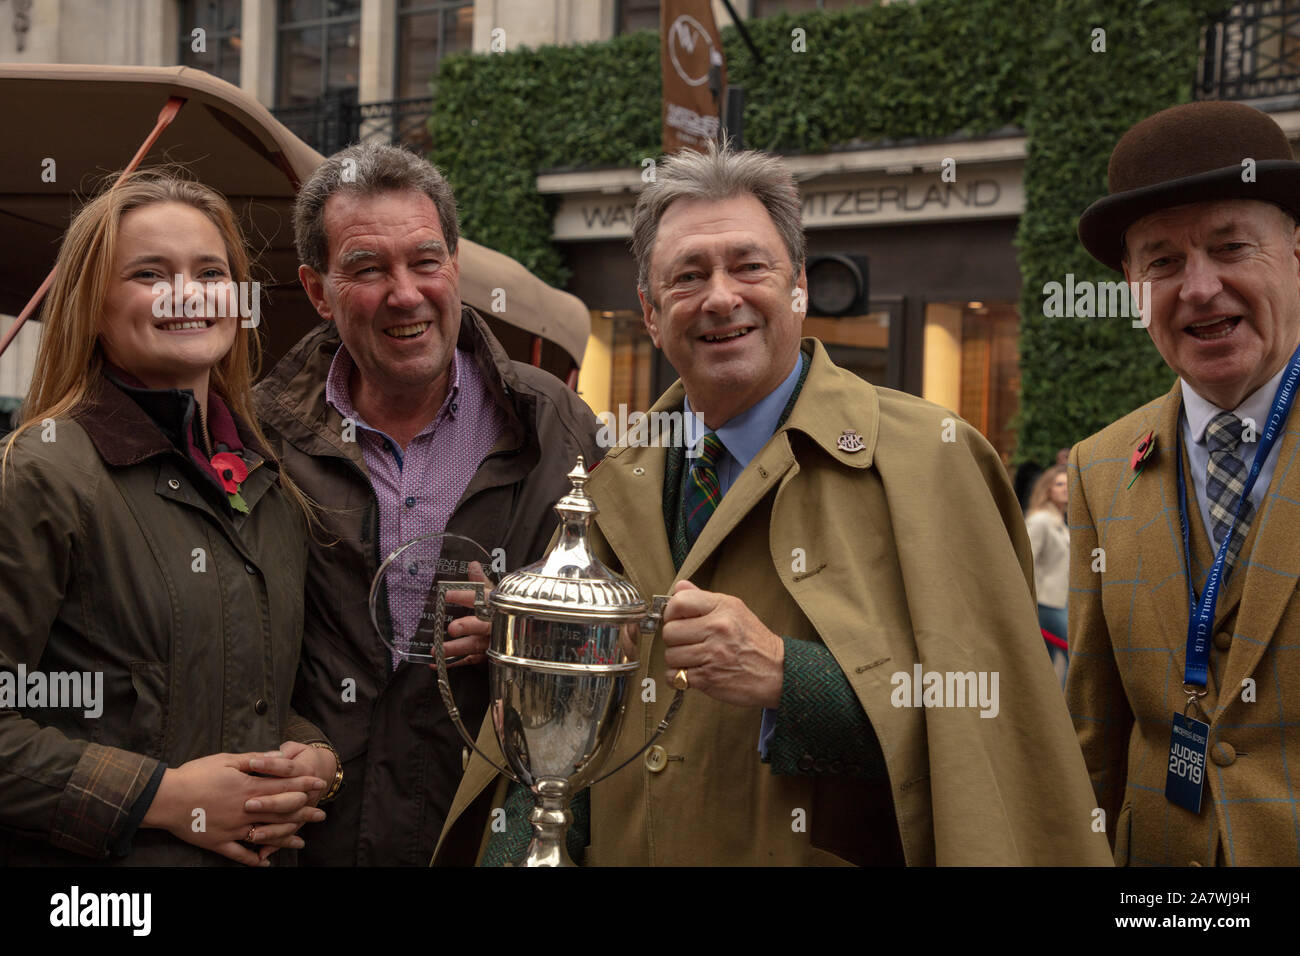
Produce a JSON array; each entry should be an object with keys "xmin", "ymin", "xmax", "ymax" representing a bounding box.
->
[
  {"xmin": 683, "ymin": 432, "xmax": 726, "ymax": 547},
  {"xmin": 1205, "ymin": 411, "xmax": 1255, "ymax": 568}
]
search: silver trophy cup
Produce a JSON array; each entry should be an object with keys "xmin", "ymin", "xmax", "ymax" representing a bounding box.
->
[{"xmin": 429, "ymin": 457, "xmax": 683, "ymax": 866}]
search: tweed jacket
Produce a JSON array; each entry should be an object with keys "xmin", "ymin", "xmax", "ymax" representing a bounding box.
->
[{"xmin": 1067, "ymin": 376, "xmax": 1300, "ymax": 865}]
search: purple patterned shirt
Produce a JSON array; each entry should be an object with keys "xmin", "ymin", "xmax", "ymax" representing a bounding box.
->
[{"xmin": 325, "ymin": 344, "xmax": 507, "ymax": 666}]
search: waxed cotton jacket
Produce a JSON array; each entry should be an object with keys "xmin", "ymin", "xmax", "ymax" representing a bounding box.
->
[
  {"xmin": 253, "ymin": 309, "xmax": 602, "ymax": 865},
  {"xmin": 0, "ymin": 372, "xmax": 327, "ymax": 865}
]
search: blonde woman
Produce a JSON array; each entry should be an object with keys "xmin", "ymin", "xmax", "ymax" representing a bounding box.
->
[
  {"xmin": 1025, "ymin": 464, "xmax": 1070, "ymax": 685},
  {"xmin": 0, "ymin": 170, "xmax": 339, "ymax": 865}
]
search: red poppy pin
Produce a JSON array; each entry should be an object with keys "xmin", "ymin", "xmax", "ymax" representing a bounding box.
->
[
  {"xmin": 211, "ymin": 451, "xmax": 250, "ymax": 513},
  {"xmin": 1127, "ymin": 431, "xmax": 1155, "ymax": 488}
]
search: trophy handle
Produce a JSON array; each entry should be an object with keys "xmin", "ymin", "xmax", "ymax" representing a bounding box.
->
[
  {"xmin": 590, "ymin": 593, "xmax": 685, "ymax": 785},
  {"xmin": 432, "ymin": 580, "xmax": 521, "ymax": 784}
]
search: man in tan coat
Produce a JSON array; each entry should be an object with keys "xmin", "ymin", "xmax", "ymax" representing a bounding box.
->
[
  {"xmin": 434, "ymin": 143, "xmax": 1111, "ymax": 866},
  {"xmin": 1070, "ymin": 101, "xmax": 1300, "ymax": 865}
]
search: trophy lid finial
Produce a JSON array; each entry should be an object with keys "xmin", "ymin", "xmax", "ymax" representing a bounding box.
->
[
  {"xmin": 567, "ymin": 456, "xmax": 588, "ymax": 491},
  {"xmin": 554, "ymin": 455, "xmax": 597, "ymax": 520},
  {"xmin": 487, "ymin": 455, "xmax": 648, "ymax": 620}
]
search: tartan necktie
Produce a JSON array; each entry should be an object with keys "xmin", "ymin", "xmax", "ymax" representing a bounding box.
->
[
  {"xmin": 1205, "ymin": 411, "xmax": 1255, "ymax": 567},
  {"xmin": 683, "ymin": 432, "xmax": 726, "ymax": 547}
]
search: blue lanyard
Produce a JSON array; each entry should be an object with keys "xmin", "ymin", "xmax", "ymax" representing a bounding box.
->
[{"xmin": 1176, "ymin": 343, "xmax": 1300, "ymax": 688}]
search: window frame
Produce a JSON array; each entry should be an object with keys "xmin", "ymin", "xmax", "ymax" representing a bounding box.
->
[
  {"xmin": 274, "ymin": 0, "xmax": 364, "ymax": 109},
  {"xmin": 177, "ymin": 0, "xmax": 244, "ymax": 85},
  {"xmin": 394, "ymin": 0, "xmax": 475, "ymax": 102}
]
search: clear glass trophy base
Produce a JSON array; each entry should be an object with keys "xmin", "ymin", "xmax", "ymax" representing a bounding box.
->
[{"xmin": 368, "ymin": 532, "xmax": 498, "ymax": 665}]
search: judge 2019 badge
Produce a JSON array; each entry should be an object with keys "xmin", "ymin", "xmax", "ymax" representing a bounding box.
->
[{"xmin": 1165, "ymin": 710, "xmax": 1210, "ymax": 814}]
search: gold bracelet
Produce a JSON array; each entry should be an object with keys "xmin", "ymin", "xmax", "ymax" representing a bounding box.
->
[{"xmin": 309, "ymin": 740, "xmax": 344, "ymax": 803}]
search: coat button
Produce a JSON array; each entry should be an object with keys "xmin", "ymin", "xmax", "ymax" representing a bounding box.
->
[
  {"xmin": 1189, "ymin": 860, "xmax": 1202, "ymax": 867},
  {"xmin": 796, "ymin": 755, "xmax": 814, "ymax": 772},
  {"xmin": 245, "ymin": 562, "xmax": 257, "ymax": 575},
  {"xmin": 644, "ymin": 744, "xmax": 668, "ymax": 773},
  {"xmin": 1214, "ymin": 631, "xmax": 1232, "ymax": 651},
  {"xmin": 1211, "ymin": 741, "xmax": 1236, "ymax": 766},
  {"xmin": 253, "ymin": 698, "xmax": 268, "ymax": 715},
  {"xmin": 813, "ymin": 758, "xmax": 828, "ymax": 773},
  {"xmin": 167, "ymin": 478, "xmax": 180, "ymax": 490},
  {"xmin": 830, "ymin": 760, "xmax": 843, "ymax": 774}
]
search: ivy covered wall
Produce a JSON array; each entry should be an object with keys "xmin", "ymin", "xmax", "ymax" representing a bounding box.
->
[{"xmin": 430, "ymin": 0, "xmax": 1233, "ymax": 464}]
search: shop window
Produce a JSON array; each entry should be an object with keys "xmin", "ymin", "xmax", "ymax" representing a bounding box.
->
[
  {"xmin": 276, "ymin": 0, "xmax": 361, "ymax": 108},
  {"xmin": 617, "ymin": 0, "xmax": 661, "ymax": 35},
  {"xmin": 600, "ymin": 310, "xmax": 657, "ymax": 414},
  {"xmin": 923, "ymin": 301, "xmax": 1020, "ymax": 465},
  {"xmin": 753, "ymin": 0, "xmax": 877, "ymax": 16},
  {"xmin": 959, "ymin": 303, "xmax": 1019, "ymax": 463},
  {"xmin": 802, "ymin": 307, "xmax": 892, "ymax": 387},
  {"xmin": 397, "ymin": 1, "xmax": 474, "ymax": 100},
  {"xmin": 179, "ymin": 0, "xmax": 242, "ymax": 86}
]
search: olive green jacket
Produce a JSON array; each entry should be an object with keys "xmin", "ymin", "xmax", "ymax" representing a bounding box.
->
[{"xmin": 0, "ymin": 372, "xmax": 325, "ymax": 864}]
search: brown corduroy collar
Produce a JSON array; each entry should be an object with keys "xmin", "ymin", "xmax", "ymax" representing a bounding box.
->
[{"xmin": 73, "ymin": 367, "xmax": 272, "ymax": 470}]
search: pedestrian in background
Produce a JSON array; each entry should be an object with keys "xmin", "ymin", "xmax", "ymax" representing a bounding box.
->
[{"xmin": 1026, "ymin": 463, "xmax": 1070, "ymax": 685}]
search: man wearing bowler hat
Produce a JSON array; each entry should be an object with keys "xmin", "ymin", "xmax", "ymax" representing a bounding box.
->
[{"xmin": 1071, "ymin": 100, "xmax": 1300, "ymax": 865}]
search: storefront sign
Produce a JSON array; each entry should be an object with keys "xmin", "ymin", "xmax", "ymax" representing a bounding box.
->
[{"xmin": 552, "ymin": 165, "xmax": 1024, "ymax": 240}]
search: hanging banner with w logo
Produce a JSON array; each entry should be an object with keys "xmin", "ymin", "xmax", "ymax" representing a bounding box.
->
[{"xmin": 661, "ymin": 0, "xmax": 727, "ymax": 154}]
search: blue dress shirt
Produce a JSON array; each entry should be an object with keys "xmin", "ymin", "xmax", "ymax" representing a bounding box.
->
[{"xmin": 681, "ymin": 352, "xmax": 806, "ymax": 757}]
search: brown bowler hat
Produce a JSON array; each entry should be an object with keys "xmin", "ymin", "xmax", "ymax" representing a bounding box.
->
[{"xmin": 1077, "ymin": 101, "xmax": 1300, "ymax": 271}]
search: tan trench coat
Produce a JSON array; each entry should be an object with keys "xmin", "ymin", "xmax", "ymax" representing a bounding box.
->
[{"xmin": 435, "ymin": 340, "xmax": 1113, "ymax": 865}]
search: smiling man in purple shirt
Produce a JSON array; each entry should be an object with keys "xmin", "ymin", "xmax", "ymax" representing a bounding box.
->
[{"xmin": 255, "ymin": 143, "xmax": 600, "ymax": 866}]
